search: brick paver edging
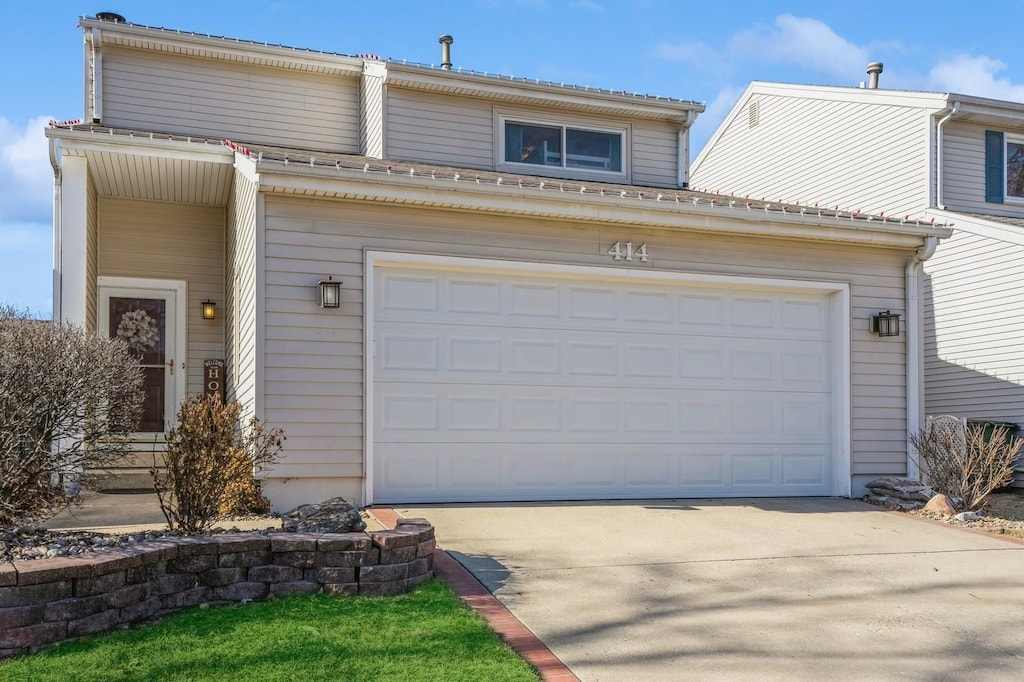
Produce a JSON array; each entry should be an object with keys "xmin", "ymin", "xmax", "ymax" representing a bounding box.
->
[
  {"xmin": 371, "ymin": 507, "xmax": 579, "ymax": 682},
  {"xmin": 0, "ymin": 522, "xmax": 435, "ymax": 659}
]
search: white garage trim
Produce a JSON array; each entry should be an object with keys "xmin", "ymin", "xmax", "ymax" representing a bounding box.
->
[{"xmin": 363, "ymin": 251, "xmax": 851, "ymax": 504}]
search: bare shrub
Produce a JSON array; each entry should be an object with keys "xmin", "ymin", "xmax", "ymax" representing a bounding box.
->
[
  {"xmin": 911, "ymin": 423, "xmax": 1022, "ymax": 511},
  {"xmin": 0, "ymin": 307, "xmax": 144, "ymax": 527},
  {"xmin": 152, "ymin": 394, "xmax": 283, "ymax": 534}
]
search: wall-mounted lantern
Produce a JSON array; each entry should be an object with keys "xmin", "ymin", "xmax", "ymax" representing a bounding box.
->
[
  {"xmin": 871, "ymin": 310, "xmax": 900, "ymax": 337},
  {"xmin": 318, "ymin": 277, "xmax": 341, "ymax": 309},
  {"xmin": 201, "ymin": 300, "xmax": 216, "ymax": 320}
]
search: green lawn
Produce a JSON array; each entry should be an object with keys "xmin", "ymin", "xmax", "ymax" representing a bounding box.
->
[{"xmin": 0, "ymin": 580, "xmax": 540, "ymax": 681}]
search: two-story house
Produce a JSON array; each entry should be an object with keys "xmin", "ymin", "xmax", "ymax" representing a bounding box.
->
[
  {"xmin": 48, "ymin": 15, "xmax": 950, "ymax": 509},
  {"xmin": 691, "ymin": 69, "xmax": 1024, "ymax": 484}
]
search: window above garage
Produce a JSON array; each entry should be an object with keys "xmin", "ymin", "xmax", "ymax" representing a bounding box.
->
[{"xmin": 497, "ymin": 113, "xmax": 629, "ymax": 182}]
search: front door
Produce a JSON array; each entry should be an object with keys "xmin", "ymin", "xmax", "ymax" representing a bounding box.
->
[{"xmin": 98, "ymin": 279, "xmax": 184, "ymax": 434}]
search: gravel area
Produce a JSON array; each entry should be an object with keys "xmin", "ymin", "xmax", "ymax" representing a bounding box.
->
[
  {"xmin": 908, "ymin": 489, "xmax": 1024, "ymax": 540},
  {"xmin": 1, "ymin": 497, "xmax": 372, "ymax": 564}
]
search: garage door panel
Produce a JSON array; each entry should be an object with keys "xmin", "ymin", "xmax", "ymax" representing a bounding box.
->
[
  {"xmin": 376, "ymin": 385, "xmax": 830, "ymax": 444},
  {"xmin": 374, "ymin": 442, "xmax": 832, "ymax": 503},
  {"xmin": 373, "ymin": 264, "xmax": 836, "ymax": 503},
  {"xmin": 377, "ymin": 324, "xmax": 830, "ymax": 390},
  {"xmin": 377, "ymin": 270, "xmax": 830, "ymax": 342}
]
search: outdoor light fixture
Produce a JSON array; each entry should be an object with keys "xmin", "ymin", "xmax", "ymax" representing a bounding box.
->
[
  {"xmin": 201, "ymin": 300, "xmax": 216, "ymax": 320},
  {"xmin": 871, "ymin": 310, "xmax": 900, "ymax": 337},
  {"xmin": 318, "ymin": 277, "xmax": 341, "ymax": 309}
]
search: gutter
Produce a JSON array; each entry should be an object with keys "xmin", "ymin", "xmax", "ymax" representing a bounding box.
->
[
  {"xmin": 934, "ymin": 101, "xmax": 960, "ymax": 209},
  {"xmin": 905, "ymin": 235, "xmax": 939, "ymax": 479},
  {"xmin": 49, "ymin": 137, "xmax": 62, "ymax": 322}
]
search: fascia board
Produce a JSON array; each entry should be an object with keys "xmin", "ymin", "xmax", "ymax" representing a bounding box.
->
[
  {"xmin": 926, "ymin": 208, "xmax": 1024, "ymax": 246},
  {"xmin": 255, "ymin": 165, "xmax": 947, "ymax": 247},
  {"xmin": 79, "ymin": 17, "xmax": 363, "ymax": 76},
  {"xmin": 743, "ymin": 81, "xmax": 950, "ymax": 109},
  {"xmin": 383, "ymin": 64, "xmax": 704, "ymax": 122},
  {"xmin": 47, "ymin": 128, "xmax": 234, "ymax": 164},
  {"xmin": 692, "ymin": 82, "xmax": 756, "ymax": 171}
]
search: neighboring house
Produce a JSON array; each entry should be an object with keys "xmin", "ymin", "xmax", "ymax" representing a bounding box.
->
[
  {"xmin": 691, "ymin": 70, "xmax": 1024, "ymax": 484},
  {"xmin": 48, "ymin": 15, "xmax": 951, "ymax": 509}
]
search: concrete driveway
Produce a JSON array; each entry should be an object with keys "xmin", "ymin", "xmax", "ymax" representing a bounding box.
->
[{"xmin": 394, "ymin": 498, "xmax": 1024, "ymax": 681}]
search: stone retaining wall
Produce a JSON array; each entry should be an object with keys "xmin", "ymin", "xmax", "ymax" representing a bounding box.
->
[{"xmin": 0, "ymin": 518, "xmax": 434, "ymax": 659}]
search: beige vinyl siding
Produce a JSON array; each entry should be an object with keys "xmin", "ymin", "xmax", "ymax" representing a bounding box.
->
[
  {"xmin": 692, "ymin": 94, "xmax": 930, "ymax": 218},
  {"xmin": 98, "ymin": 198, "xmax": 226, "ymax": 395},
  {"xmin": 263, "ymin": 194, "xmax": 912, "ymax": 499},
  {"xmin": 85, "ymin": 172, "xmax": 98, "ymax": 333},
  {"xmin": 941, "ymin": 121, "xmax": 1024, "ymax": 218},
  {"xmin": 385, "ymin": 88, "xmax": 493, "ymax": 168},
  {"xmin": 385, "ymin": 89, "xmax": 680, "ymax": 186},
  {"xmin": 226, "ymin": 170, "xmax": 258, "ymax": 411},
  {"xmin": 924, "ymin": 225, "xmax": 1024, "ymax": 425},
  {"xmin": 101, "ymin": 47, "xmax": 360, "ymax": 152},
  {"xmin": 632, "ymin": 120, "xmax": 679, "ymax": 188},
  {"xmin": 360, "ymin": 69, "xmax": 385, "ymax": 158}
]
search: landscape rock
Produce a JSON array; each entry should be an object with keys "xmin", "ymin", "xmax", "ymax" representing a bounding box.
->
[
  {"xmin": 954, "ymin": 511, "xmax": 984, "ymax": 522},
  {"xmin": 866, "ymin": 477, "xmax": 936, "ymax": 503},
  {"xmin": 282, "ymin": 497, "xmax": 366, "ymax": 533},
  {"xmin": 924, "ymin": 494, "xmax": 958, "ymax": 516}
]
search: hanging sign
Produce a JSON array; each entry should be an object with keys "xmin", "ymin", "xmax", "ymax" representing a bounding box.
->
[{"xmin": 204, "ymin": 360, "xmax": 225, "ymax": 402}]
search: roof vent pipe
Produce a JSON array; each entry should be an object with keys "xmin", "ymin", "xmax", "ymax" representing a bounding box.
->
[
  {"xmin": 439, "ymin": 34, "xmax": 453, "ymax": 70},
  {"xmin": 866, "ymin": 62, "xmax": 883, "ymax": 89}
]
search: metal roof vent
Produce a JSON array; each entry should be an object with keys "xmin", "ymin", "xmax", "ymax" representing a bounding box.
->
[
  {"xmin": 748, "ymin": 99, "xmax": 760, "ymax": 128},
  {"xmin": 96, "ymin": 11, "xmax": 126, "ymax": 23},
  {"xmin": 439, "ymin": 35, "xmax": 453, "ymax": 70},
  {"xmin": 866, "ymin": 62, "xmax": 883, "ymax": 89}
]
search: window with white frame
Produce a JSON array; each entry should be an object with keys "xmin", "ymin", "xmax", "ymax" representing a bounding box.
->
[{"xmin": 501, "ymin": 118, "xmax": 625, "ymax": 175}]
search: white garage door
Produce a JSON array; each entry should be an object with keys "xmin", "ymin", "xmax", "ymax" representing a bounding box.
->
[{"xmin": 371, "ymin": 260, "xmax": 836, "ymax": 503}]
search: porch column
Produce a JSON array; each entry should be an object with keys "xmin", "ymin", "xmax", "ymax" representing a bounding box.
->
[{"xmin": 58, "ymin": 156, "xmax": 89, "ymax": 326}]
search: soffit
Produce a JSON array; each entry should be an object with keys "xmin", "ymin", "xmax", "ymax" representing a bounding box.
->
[{"xmin": 53, "ymin": 129, "xmax": 234, "ymax": 206}]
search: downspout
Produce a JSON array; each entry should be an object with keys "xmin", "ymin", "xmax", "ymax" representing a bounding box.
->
[
  {"xmin": 934, "ymin": 101, "xmax": 959, "ymax": 209},
  {"xmin": 678, "ymin": 109, "xmax": 697, "ymax": 188},
  {"xmin": 906, "ymin": 235, "xmax": 939, "ymax": 479},
  {"xmin": 49, "ymin": 136, "xmax": 62, "ymax": 322}
]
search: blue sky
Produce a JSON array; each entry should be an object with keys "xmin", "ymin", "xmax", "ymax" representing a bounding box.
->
[{"xmin": 3, "ymin": 0, "xmax": 1024, "ymax": 317}]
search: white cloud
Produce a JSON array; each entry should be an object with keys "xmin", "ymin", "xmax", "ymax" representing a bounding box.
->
[
  {"xmin": 0, "ymin": 115, "xmax": 53, "ymax": 224},
  {"xmin": 728, "ymin": 14, "xmax": 870, "ymax": 80},
  {"xmin": 928, "ymin": 54, "xmax": 1024, "ymax": 102}
]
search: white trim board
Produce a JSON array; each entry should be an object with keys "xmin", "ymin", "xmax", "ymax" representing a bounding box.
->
[{"xmin": 363, "ymin": 250, "xmax": 853, "ymax": 504}]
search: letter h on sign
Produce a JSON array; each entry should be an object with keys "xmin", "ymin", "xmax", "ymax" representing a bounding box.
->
[{"xmin": 204, "ymin": 359, "xmax": 225, "ymax": 402}]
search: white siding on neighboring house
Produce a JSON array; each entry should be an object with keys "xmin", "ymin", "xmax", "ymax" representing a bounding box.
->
[
  {"xmin": 261, "ymin": 194, "xmax": 913, "ymax": 503},
  {"xmin": 693, "ymin": 93, "xmax": 931, "ymax": 218},
  {"xmin": 385, "ymin": 88, "xmax": 493, "ymax": 169},
  {"xmin": 632, "ymin": 120, "xmax": 680, "ymax": 188},
  {"xmin": 101, "ymin": 48, "xmax": 360, "ymax": 152},
  {"xmin": 941, "ymin": 121, "xmax": 1024, "ymax": 218},
  {"xmin": 226, "ymin": 168, "xmax": 259, "ymax": 412},
  {"xmin": 924, "ymin": 222, "xmax": 1024, "ymax": 425},
  {"xmin": 98, "ymin": 198, "xmax": 226, "ymax": 396}
]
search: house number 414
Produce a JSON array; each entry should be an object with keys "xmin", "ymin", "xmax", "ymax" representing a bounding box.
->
[{"xmin": 607, "ymin": 241, "xmax": 649, "ymax": 262}]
